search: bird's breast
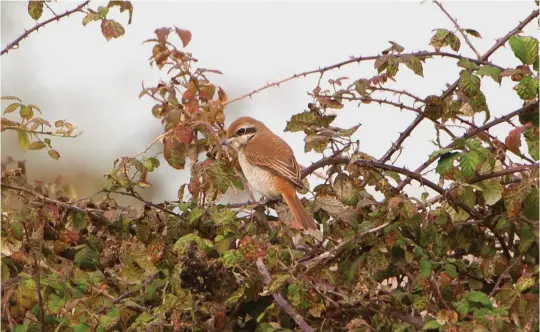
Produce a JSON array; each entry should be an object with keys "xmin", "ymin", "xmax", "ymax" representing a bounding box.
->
[{"xmin": 237, "ymin": 151, "xmax": 280, "ymax": 199}]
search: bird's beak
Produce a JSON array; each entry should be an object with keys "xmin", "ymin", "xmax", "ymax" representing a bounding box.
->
[{"xmin": 220, "ymin": 138, "xmax": 231, "ymax": 146}]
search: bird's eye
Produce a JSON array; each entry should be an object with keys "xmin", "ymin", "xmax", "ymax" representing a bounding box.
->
[{"xmin": 237, "ymin": 128, "xmax": 246, "ymax": 135}]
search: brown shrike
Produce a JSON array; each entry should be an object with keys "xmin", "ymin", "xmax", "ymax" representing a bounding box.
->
[{"xmin": 221, "ymin": 116, "xmax": 318, "ymax": 232}]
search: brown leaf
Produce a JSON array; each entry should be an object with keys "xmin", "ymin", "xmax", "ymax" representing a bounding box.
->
[
  {"xmin": 505, "ymin": 126, "xmax": 523, "ymax": 154},
  {"xmin": 48, "ymin": 149, "xmax": 60, "ymax": 160},
  {"xmin": 175, "ymin": 27, "xmax": 192, "ymax": 47},
  {"xmin": 101, "ymin": 19, "xmax": 125, "ymax": 41},
  {"xmin": 28, "ymin": 1, "xmax": 44, "ymax": 20},
  {"xmin": 218, "ymin": 87, "xmax": 228, "ymax": 104}
]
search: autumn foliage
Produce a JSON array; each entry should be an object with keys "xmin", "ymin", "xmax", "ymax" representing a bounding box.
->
[{"xmin": 1, "ymin": 1, "xmax": 539, "ymax": 332}]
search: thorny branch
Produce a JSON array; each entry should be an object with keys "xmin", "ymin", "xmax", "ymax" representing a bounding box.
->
[
  {"xmin": 1, "ymin": 1, "xmax": 90, "ymax": 56},
  {"xmin": 225, "ymin": 51, "xmax": 501, "ymax": 106},
  {"xmin": 396, "ymin": 101, "xmax": 539, "ymax": 190},
  {"xmin": 256, "ymin": 258, "xmax": 315, "ymax": 332},
  {"xmin": 378, "ymin": 8, "xmax": 539, "ymax": 164}
]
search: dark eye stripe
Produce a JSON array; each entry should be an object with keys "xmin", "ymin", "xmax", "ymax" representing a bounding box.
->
[{"xmin": 236, "ymin": 127, "xmax": 256, "ymax": 135}]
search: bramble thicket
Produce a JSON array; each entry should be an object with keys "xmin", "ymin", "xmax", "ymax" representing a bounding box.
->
[{"xmin": 1, "ymin": 1, "xmax": 539, "ymax": 331}]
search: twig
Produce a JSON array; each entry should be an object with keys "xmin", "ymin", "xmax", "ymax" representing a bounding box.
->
[
  {"xmin": 301, "ymin": 222, "xmax": 390, "ymax": 270},
  {"xmin": 96, "ymin": 275, "xmax": 157, "ymax": 314},
  {"xmin": 256, "ymin": 258, "xmax": 315, "ymax": 332},
  {"xmin": 434, "ymin": 1, "xmax": 482, "ymax": 58},
  {"xmin": 132, "ymin": 128, "xmax": 173, "ymax": 159},
  {"xmin": 471, "ymin": 163, "xmax": 538, "ymax": 183},
  {"xmin": 225, "ymin": 51, "xmax": 501, "ymax": 106},
  {"xmin": 1, "ymin": 1, "xmax": 90, "ymax": 56},
  {"xmin": 103, "ymin": 189, "xmax": 182, "ymax": 218},
  {"xmin": 396, "ymin": 101, "xmax": 539, "ymax": 190},
  {"xmin": 488, "ymin": 259, "xmax": 518, "ymax": 298},
  {"xmin": 378, "ymin": 9, "xmax": 539, "ymax": 164}
]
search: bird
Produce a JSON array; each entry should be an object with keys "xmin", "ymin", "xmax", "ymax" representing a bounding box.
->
[{"xmin": 221, "ymin": 116, "xmax": 318, "ymax": 232}]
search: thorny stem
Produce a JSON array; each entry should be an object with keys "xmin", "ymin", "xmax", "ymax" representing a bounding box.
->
[
  {"xmin": 396, "ymin": 101, "xmax": 539, "ymax": 191},
  {"xmin": 378, "ymin": 9, "xmax": 539, "ymax": 164},
  {"xmin": 1, "ymin": 1, "xmax": 90, "ymax": 56},
  {"xmin": 225, "ymin": 51, "xmax": 502, "ymax": 106}
]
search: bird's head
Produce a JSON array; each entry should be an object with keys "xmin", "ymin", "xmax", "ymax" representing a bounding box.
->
[{"xmin": 221, "ymin": 116, "xmax": 266, "ymax": 151}]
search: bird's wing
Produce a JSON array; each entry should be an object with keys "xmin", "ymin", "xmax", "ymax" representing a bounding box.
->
[{"xmin": 243, "ymin": 135, "xmax": 304, "ymax": 189}]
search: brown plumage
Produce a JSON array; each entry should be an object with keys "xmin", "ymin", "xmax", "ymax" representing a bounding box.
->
[{"xmin": 222, "ymin": 116, "xmax": 318, "ymax": 231}]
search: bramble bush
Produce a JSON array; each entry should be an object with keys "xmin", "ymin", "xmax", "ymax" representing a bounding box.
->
[{"xmin": 1, "ymin": 1, "xmax": 539, "ymax": 331}]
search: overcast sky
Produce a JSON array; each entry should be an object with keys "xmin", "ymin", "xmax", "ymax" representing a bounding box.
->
[{"xmin": 1, "ymin": 1, "xmax": 537, "ymax": 205}]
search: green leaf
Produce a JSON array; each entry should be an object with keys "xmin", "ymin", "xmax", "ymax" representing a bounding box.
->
[
  {"xmin": 74, "ymin": 246, "xmax": 99, "ymax": 270},
  {"xmin": 459, "ymin": 185, "xmax": 476, "ymax": 208},
  {"xmin": 419, "ymin": 259, "xmax": 432, "ymax": 278},
  {"xmin": 436, "ymin": 151, "xmax": 459, "ymax": 175},
  {"xmin": 19, "ymin": 105, "xmax": 33, "ymax": 120},
  {"xmin": 188, "ymin": 206, "xmax": 205, "ymax": 223},
  {"xmin": 477, "ymin": 180, "xmax": 503, "ymax": 205},
  {"xmin": 444, "ymin": 263, "xmax": 457, "ymax": 278},
  {"xmin": 423, "ymin": 320, "xmax": 441, "ymax": 329},
  {"xmin": 101, "ymin": 19, "xmax": 125, "ymax": 41},
  {"xmin": 48, "ymin": 149, "xmax": 60, "ymax": 160},
  {"xmin": 14, "ymin": 325, "xmax": 29, "ymax": 332},
  {"xmin": 430, "ymin": 29, "xmax": 460, "ymax": 51},
  {"xmin": 354, "ymin": 79, "xmax": 369, "ymax": 97},
  {"xmin": 523, "ymin": 190, "xmax": 539, "ymax": 221},
  {"xmin": 465, "ymin": 291, "xmax": 491, "ymax": 306},
  {"xmin": 403, "ymin": 55, "xmax": 424, "ymax": 77},
  {"xmin": 82, "ymin": 11, "xmax": 101, "ymax": 26},
  {"xmin": 47, "ymin": 293, "xmax": 66, "ymax": 314},
  {"xmin": 285, "ymin": 111, "xmax": 336, "ymax": 132},
  {"xmin": 523, "ymin": 127, "xmax": 539, "ymax": 160},
  {"xmin": 459, "ymin": 151, "xmax": 480, "ymax": 177},
  {"xmin": 173, "ymin": 233, "xmax": 214, "ymax": 254},
  {"xmin": 29, "ymin": 141, "xmax": 46, "ymax": 150},
  {"xmin": 143, "ymin": 157, "xmax": 160, "ymax": 172},
  {"xmin": 457, "ymin": 58, "xmax": 480, "ymax": 70},
  {"xmin": 17, "ymin": 130, "xmax": 30, "ymax": 151},
  {"xmin": 267, "ymin": 274, "xmax": 290, "ymax": 293},
  {"xmin": 477, "ymin": 65, "xmax": 502, "ymax": 84},
  {"xmin": 508, "ymin": 35, "xmax": 539, "ymax": 65},
  {"xmin": 4, "ymin": 103, "xmax": 20, "ymax": 114},
  {"xmin": 304, "ymin": 134, "xmax": 330, "ymax": 153},
  {"xmin": 453, "ymin": 299, "xmax": 470, "ymax": 316},
  {"xmin": 28, "ymin": 1, "xmax": 44, "ymax": 20},
  {"xmin": 459, "ymin": 70, "xmax": 481, "ymax": 97},
  {"xmin": 516, "ymin": 76, "xmax": 539, "ymax": 100}
]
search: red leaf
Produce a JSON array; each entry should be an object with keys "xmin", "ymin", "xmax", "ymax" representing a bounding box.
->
[
  {"xmin": 154, "ymin": 27, "xmax": 170, "ymax": 43},
  {"xmin": 101, "ymin": 19, "xmax": 125, "ymax": 41},
  {"xmin": 175, "ymin": 27, "xmax": 192, "ymax": 47},
  {"xmin": 505, "ymin": 126, "xmax": 523, "ymax": 154},
  {"xmin": 174, "ymin": 126, "xmax": 193, "ymax": 144},
  {"xmin": 182, "ymin": 88, "xmax": 197, "ymax": 101},
  {"xmin": 186, "ymin": 99, "xmax": 199, "ymax": 113}
]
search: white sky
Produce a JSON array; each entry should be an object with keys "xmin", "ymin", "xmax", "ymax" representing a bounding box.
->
[{"xmin": 1, "ymin": 1, "xmax": 537, "ymax": 205}]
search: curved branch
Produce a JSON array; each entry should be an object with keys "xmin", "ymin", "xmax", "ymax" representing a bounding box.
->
[
  {"xmin": 378, "ymin": 9, "xmax": 540, "ymax": 163},
  {"xmin": 1, "ymin": 1, "xmax": 90, "ymax": 56},
  {"xmin": 225, "ymin": 51, "xmax": 502, "ymax": 106}
]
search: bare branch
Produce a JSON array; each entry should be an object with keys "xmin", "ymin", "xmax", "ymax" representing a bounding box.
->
[
  {"xmin": 434, "ymin": 1, "xmax": 482, "ymax": 58},
  {"xmin": 1, "ymin": 1, "xmax": 90, "ymax": 56}
]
